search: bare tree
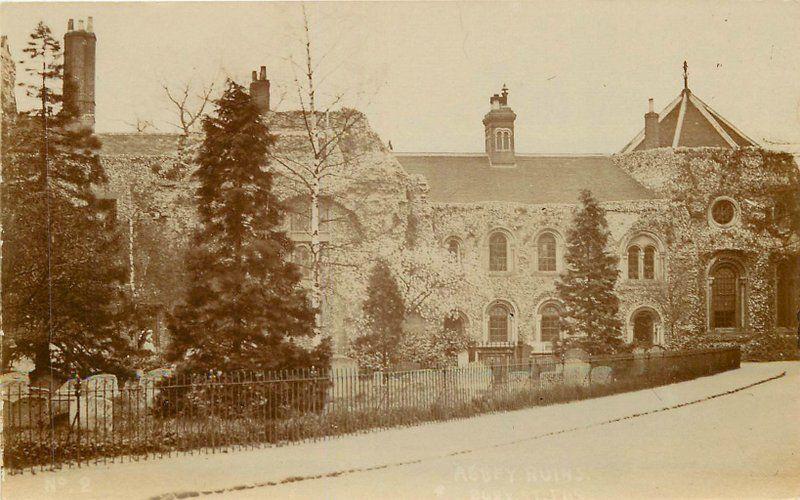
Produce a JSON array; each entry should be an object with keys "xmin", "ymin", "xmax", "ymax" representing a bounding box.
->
[
  {"xmin": 162, "ymin": 80, "xmax": 215, "ymax": 136},
  {"xmin": 124, "ymin": 116, "xmax": 155, "ymax": 133},
  {"xmin": 267, "ymin": 5, "xmax": 377, "ymax": 335}
]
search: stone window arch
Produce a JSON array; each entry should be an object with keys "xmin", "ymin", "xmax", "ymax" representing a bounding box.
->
[
  {"xmin": 488, "ymin": 229, "xmax": 514, "ymax": 273},
  {"xmin": 443, "ymin": 310, "xmax": 469, "ymax": 336},
  {"xmin": 494, "ymin": 128, "xmax": 512, "ymax": 151},
  {"xmin": 444, "ymin": 236, "xmax": 463, "ymax": 262},
  {"xmin": 534, "ymin": 299, "xmax": 564, "ymax": 351},
  {"xmin": 776, "ymin": 257, "xmax": 799, "ymax": 329},
  {"xmin": 622, "ymin": 232, "xmax": 665, "ymax": 281},
  {"xmin": 536, "ymin": 230, "xmax": 562, "ymax": 272},
  {"xmin": 484, "ymin": 300, "xmax": 516, "ymax": 344},
  {"xmin": 706, "ymin": 256, "xmax": 747, "ymax": 332}
]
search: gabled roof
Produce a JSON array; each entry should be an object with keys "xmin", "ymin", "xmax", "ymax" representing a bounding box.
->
[
  {"xmin": 620, "ymin": 89, "xmax": 758, "ymax": 153},
  {"xmin": 397, "ymin": 154, "xmax": 657, "ymax": 204}
]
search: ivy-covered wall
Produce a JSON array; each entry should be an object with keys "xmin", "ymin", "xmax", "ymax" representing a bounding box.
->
[
  {"xmin": 614, "ymin": 147, "xmax": 800, "ymax": 359},
  {"xmin": 101, "ymin": 129, "xmax": 799, "ymax": 362},
  {"xmin": 422, "ymin": 198, "xmax": 674, "ymax": 351}
]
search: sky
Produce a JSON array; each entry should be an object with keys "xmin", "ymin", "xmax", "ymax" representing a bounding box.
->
[{"xmin": 2, "ymin": 1, "xmax": 799, "ymax": 154}]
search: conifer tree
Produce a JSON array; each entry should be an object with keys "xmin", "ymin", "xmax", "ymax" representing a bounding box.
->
[
  {"xmin": 167, "ymin": 80, "xmax": 328, "ymax": 373},
  {"xmin": 555, "ymin": 189, "xmax": 624, "ymax": 354},
  {"xmin": 352, "ymin": 259, "xmax": 406, "ymax": 369},
  {"xmin": 2, "ymin": 22, "xmax": 134, "ymax": 378}
]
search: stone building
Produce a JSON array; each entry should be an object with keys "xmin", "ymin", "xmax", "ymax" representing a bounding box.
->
[{"xmin": 4, "ymin": 21, "xmax": 798, "ymax": 361}]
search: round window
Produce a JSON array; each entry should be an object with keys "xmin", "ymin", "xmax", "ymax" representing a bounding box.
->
[{"xmin": 710, "ymin": 198, "xmax": 738, "ymax": 227}]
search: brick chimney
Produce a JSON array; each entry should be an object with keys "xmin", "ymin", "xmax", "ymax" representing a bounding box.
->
[
  {"xmin": 250, "ymin": 66, "xmax": 270, "ymax": 114},
  {"xmin": 482, "ymin": 84, "xmax": 516, "ymax": 166},
  {"xmin": 643, "ymin": 98, "xmax": 660, "ymax": 149},
  {"xmin": 63, "ymin": 17, "xmax": 96, "ymax": 129}
]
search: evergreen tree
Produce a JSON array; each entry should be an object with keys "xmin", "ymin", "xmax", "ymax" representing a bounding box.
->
[
  {"xmin": 555, "ymin": 189, "xmax": 624, "ymax": 354},
  {"xmin": 353, "ymin": 259, "xmax": 405, "ymax": 369},
  {"xmin": 1, "ymin": 22, "xmax": 134, "ymax": 379},
  {"xmin": 167, "ymin": 80, "xmax": 328, "ymax": 373}
]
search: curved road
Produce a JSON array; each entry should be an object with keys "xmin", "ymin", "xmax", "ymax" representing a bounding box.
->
[{"xmin": 223, "ymin": 364, "xmax": 800, "ymax": 499}]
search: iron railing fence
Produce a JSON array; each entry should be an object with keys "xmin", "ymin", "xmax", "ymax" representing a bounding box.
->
[{"xmin": 2, "ymin": 347, "xmax": 740, "ymax": 474}]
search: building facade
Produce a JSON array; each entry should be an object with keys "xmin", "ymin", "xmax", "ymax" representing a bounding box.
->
[{"xmin": 3, "ymin": 21, "xmax": 798, "ymax": 361}]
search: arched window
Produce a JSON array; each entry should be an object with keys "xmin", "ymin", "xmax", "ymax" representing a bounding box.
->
[
  {"xmin": 494, "ymin": 129, "xmax": 511, "ymax": 151},
  {"xmin": 292, "ymin": 245, "xmax": 312, "ymax": 280},
  {"xmin": 539, "ymin": 304, "xmax": 561, "ymax": 344},
  {"xmin": 776, "ymin": 258, "xmax": 798, "ymax": 328},
  {"xmin": 488, "ymin": 303, "xmax": 511, "ymax": 343},
  {"xmin": 711, "ymin": 265, "xmax": 737, "ymax": 328},
  {"xmin": 643, "ymin": 246, "xmax": 656, "ymax": 280},
  {"xmin": 625, "ymin": 233, "xmax": 663, "ymax": 281},
  {"xmin": 538, "ymin": 233, "xmax": 557, "ymax": 272},
  {"xmin": 445, "ymin": 237, "xmax": 461, "ymax": 261},
  {"xmin": 489, "ymin": 232, "xmax": 508, "ymax": 272},
  {"xmin": 443, "ymin": 312, "xmax": 466, "ymax": 336},
  {"xmin": 627, "ymin": 246, "xmax": 640, "ymax": 280}
]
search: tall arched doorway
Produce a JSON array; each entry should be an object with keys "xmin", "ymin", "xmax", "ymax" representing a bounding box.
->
[
  {"xmin": 630, "ymin": 308, "xmax": 661, "ymax": 346},
  {"xmin": 633, "ymin": 310, "xmax": 656, "ymax": 346}
]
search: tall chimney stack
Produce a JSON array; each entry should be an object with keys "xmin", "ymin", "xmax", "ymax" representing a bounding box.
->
[
  {"xmin": 482, "ymin": 84, "xmax": 516, "ymax": 165},
  {"xmin": 643, "ymin": 98, "xmax": 660, "ymax": 149},
  {"xmin": 249, "ymin": 65, "xmax": 270, "ymax": 114},
  {"xmin": 63, "ymin": 17, "xmax": 96, "ymax": 129}
]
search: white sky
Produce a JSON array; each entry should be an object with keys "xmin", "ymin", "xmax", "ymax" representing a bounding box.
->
[{"xmin": 2, "ymin": 1, "xmax": 799, "ymax": 154}]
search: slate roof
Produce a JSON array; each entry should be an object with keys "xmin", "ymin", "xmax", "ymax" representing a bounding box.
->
[
  {"xmin": 621, "ymin": 89, "xmax": 757, "ymax": 153},
  {"xmin": 396, "ymin": 154, "xmax": 657, "ymax": 204}
]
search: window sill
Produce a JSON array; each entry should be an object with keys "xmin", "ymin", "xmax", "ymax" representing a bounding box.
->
[{"xmin": 621, "ymin": 279, "xmax": 663, "ymax": 286}]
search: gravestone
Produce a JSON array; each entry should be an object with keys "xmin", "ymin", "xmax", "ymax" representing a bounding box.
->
[
  {"xmin": 84, "ymin": 373, "xmax": 119, "ymax": 398},
  {"xmin": 3, "ymin": 395, "xmax": 49, "ymax": 427},
  {"xmin": 564, "ymin": 348, "xmax": 590, "ymax": 361},
  {"xmin": 457, "ymin": 350, "xmax": 469, "ymax": 367},
  {"xmin": 591, "ymin": 365, "xmax": 613, "ymax": 385},
  {"xmin": 69, "ymin": 395, "xmax": 114, "ymax": 431},
  {"xmin": 0, "ymin": 372, "xmax": 29, "ymax": 402}
]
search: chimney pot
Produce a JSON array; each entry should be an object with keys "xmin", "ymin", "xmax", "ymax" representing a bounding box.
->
[
  {"xmin": 68, "ymin": 19, "xmax": 74, "ymax": 31},
  {"xmin": 249, "ymin": 66, "xmax": 270, "ymax": 114},
  {"xmin": 87, "ymin": 17, "xmax": 93, "ymax": 32},
  {"xmin": 643, "ymin": 99, "xmax": 660, "ymax": 149},
  {"xmin": 78, "ymin": 19, "xmax": 85, "ymax": 31}
]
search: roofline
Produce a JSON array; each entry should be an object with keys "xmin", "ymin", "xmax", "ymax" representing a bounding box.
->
[
  {"xmin": 619, "ymin": 93, "xmax": 684, "ymax": 153},
  {"xmin": 393, "ymin": 151, "xmax": 609, "ymax": 158},
  {"xmin": 690, "ymin": 93, "xmax": 759, "ymax": 147},
  {"xmin": 96, "ymin": 132, "xmax": 182, "ymax": 136},
  {"xmin": 619, "ymin": 90, "xmax": 759, "ymax": 153}
]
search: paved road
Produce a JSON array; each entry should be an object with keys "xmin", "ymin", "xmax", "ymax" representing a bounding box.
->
[
  {"xmin": 225, "ymin": 365, "xmax": 800, "ymax": 499},
  {"xmin": 5, "ymin": 363, "xmax": 798, "ymax": 499}
]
